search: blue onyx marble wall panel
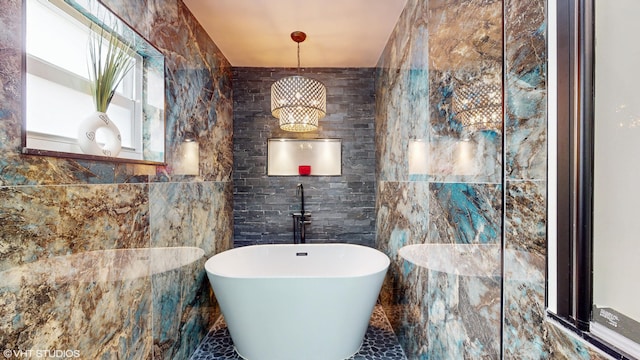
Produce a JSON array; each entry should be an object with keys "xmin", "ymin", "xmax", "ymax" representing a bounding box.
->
[
  {"xmin": 428, "ymin": 183, "xmax": 502, "ymax": 245},
  {"xmin": 375, "ymin": 181, "xmax": 429, "ymax": 338},
  {"xmin": 375, "ymin": 0, "xmax": 429, "ymax": 183},
  {"xmin": 0, "ymin": 0, "xmax": 233, "ymax": 358},
  {"xmin": 503, "ymin": 180, "xmax": 548, "ymax": 359},
  {"xmin": 427, "ymin": 0, "xmax": 503, "ymax": 184},
  {"xmin": 423, "ymin": 184, "xmax": 501, "ymax": 357},
  {"xmin": 376, "ymin": 181, "xmax": 431, "ymax": 250},
  {"xmin": 427, "ymin": 0, "xmax": 502, "ymax": 128},
  {"xmin": 0, "ymin": 184, "xmax": 149, "ymax": 269},
  {"xmin": 503, "ymin": 179, "xmax": 606, "ymax": 359},
  {"xmin": 375, "ymin": 0, "xmax": 504, "ymax": 358},
  {"xmin": 0, "ymin": 184, "xmax": 152, "ymax": 357},
  {"xmin": 149, "ymin": 181, "xmax": 233, "ymax": 359},
  {"xmin": 375, "ymin": 181, "xmax": 501, "ymax": 359},
  {"xmin": 505, "ymin": 181, "xmax": 547, "ymax": 254},
  {"xmin": 504, "ymin": 0, "xmax": 547, "ymax": 181},
  {"xmin": 376, "ymin": 0, "xmax": 611, "ymax": 358},
  {"xmin": 149, "ymin": 182, "xmax": 233, "ymax": 254},
  {"xmin": 375, "ymin": 0, "xmax": 503, "ymax": 184},
  {"xmin": 110, "ymin": 0, "xmax": 234, "ymax": 183},
  {"xmin": 426, "ymin": 271, "xmax": 501, "ymax": 359},
  {"xmin": 0, "ymin": 1, "xmax": 21, "ymax": 157}
]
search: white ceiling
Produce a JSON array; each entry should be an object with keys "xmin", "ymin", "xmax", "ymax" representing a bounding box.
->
[{"xmin": 182, "ymin": 0, "xmax": 408, "ymax": 68}]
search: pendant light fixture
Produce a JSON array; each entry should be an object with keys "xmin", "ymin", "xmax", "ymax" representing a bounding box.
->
[{"xmin": 271, "ymin": 31, "xmax": 326, "ymax": 132}]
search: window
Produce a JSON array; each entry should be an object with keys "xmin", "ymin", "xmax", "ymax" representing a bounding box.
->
[
  {"xmin": 23, "ymin": 0, "xmax": 165, "ymax": 164},
  {"xmin": 551, "ymin": 0, "xmax": 640, "ymax": 358}
]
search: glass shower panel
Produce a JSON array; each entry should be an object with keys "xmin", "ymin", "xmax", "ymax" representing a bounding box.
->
[{"xmin": 592, "ymin": 0, "xmax": 640, "ymax": 354}]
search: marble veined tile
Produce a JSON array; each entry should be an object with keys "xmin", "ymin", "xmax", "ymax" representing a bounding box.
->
[
  {"xmin": 0, "ymin": 265, "xmax": 152, "ymax": 358},
  {"xmin": 428, "ymin": 182, "xmax": 502, "ymax": 245},
  {"xmin": 505, "ymin": 180, "xmax": 546, "ymax": 256},
  {"xmin": 376, "ymin": 0, "xmax": 613, "ymax": 357},
  {"xmin": 149, "ymin": 181, "xmax": 233, "ymax": 359},
  {"xmin": 149, "ymin": 182, "xmax": 233, "ymax": 254},
  {"xmin": 155, "ymin": 4, "xmax": 233, "ymax": 183},
  {"xmin": 426, "ymin": 271, "xmax": 501, "ymax": 359},
  {"xmin": 427, "ymin": 0, "xmax": 503, "ymax": 183},
  {"xmin": 101, "ymin": 0, "xmax": 152, "ymax": 39},
  {"xmin": 374, "ymin": 0, "xmax": 428, "ymax": 183},
  {"xmin": 428, "ymin": 0, "xmax": 503, "ymax": 73},
  {"xmin": 399, "ymin": 243, "xmax": 501, "ymax": 278},
  {"xmin": 503, "ymin": 278, "xmax": 545, "ymax": 359},
  {"xmin": 505, "ymin": 0, "xmax": 547, "ymax": 182},
  {"xmin": 425, "ymin": 131, "xmax": 502, "ymax": 183},
  {"xmin": 152, "ymin": 257, "xmax": 213, "ymax": 360},
  {"xmin": 0, "ymin": 184, "xmax": 151, "ymax": 357},
  {"xmin": 502, "ymin": 276, "xmax": 604, "ymax": 360},
  {"xmin": 376, "ymin": 181, "xmax": 430, "ymax": 253},
  {"xmin": 0, "ymin": 0, "xmax": 22, "ymax": 159},
  {"xmin": 0, "ymin": 184, "xmax": 149, "ymax": 271}
]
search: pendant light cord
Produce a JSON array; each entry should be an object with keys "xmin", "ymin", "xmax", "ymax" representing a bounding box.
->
[{"xmin": 297, "ymin": 42, "xmax": 301, "ymax": 74}]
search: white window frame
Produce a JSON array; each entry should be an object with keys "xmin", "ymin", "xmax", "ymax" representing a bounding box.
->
[{"xmin": 25, "ymin": 0, "xmax": 145, "ymax": 161}]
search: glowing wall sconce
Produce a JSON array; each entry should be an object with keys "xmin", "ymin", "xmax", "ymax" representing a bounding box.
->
[
  {"xmin": 409, "ymin": 137, "xmax": 480, "ymax": 177},
  {"xmin": 454, "ymin": 139, "xmax": 476, "ymax": 176},
  {"xmin": 409, "ymin": 139, "xmax": 429, "ymax": 175},
  {"xmin": 174, "ymin": 132, "xmax": 199, "ymax": 175}
]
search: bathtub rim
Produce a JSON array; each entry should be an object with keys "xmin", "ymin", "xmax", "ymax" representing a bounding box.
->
[{"xmin": 204, "ymin": 243, "xmax": 390, "ymax": 280}]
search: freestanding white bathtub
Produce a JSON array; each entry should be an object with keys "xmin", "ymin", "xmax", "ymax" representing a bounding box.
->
[{"xmin": 204, "ymin": 243, "xmax": 390, "ymax": 360}]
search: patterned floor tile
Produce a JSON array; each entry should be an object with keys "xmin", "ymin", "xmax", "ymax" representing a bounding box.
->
[{"xmin": 190, "ymin": 305, "xmax": 407, "ymax": 360}]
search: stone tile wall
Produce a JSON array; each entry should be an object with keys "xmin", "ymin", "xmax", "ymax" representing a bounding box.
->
[{"xmin": 233, "ymin": 68, "xmax": 376, "ymax": 247}]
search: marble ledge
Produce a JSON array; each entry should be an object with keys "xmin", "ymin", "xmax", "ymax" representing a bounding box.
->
[{"xmin": 0, "ymin": 247, "xmax": 205, "ymax": 287}]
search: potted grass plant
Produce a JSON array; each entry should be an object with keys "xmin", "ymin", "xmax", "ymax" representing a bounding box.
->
[{"xmin": 78, "ymin": 25, "xmax": 134, "ymax": 157}]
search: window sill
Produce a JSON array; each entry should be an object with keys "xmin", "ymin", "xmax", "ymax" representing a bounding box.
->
[{"xmin": 22, "ymin": 147, "xmax": 166, "ymax": 166}]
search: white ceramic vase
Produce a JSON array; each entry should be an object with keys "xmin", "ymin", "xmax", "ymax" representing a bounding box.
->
[{"xmin": 77, "ymin": 111, "xmax": 122, "ymax": 157}]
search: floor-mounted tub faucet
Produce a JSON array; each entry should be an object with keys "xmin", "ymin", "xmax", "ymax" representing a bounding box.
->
[
  {"xmin": 297, "ymin": 183, "xmax": 305, "ymax": 217},
  {"xmin": 293, "ymin": 184, "xmax": 311, "ymax": 244}
]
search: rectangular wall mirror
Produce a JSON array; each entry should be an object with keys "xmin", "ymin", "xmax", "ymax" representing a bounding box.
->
[
  {"xmin": 22, "ymin": 0, "xmax": 165, "ymax": 164},
  {"xmin": 267, "ymin": 138, "xmax": 341, "ymax": 176}
]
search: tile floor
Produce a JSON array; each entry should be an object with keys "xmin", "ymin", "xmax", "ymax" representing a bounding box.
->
[{"xmin": 190, "ymin": 305, "xmax": 407, "ymax": 360}]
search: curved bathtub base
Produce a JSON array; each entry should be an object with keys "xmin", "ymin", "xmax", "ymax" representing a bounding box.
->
[{"xmin": 212, "ymin": 272, "xmax": 383, "ymax": 360}]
